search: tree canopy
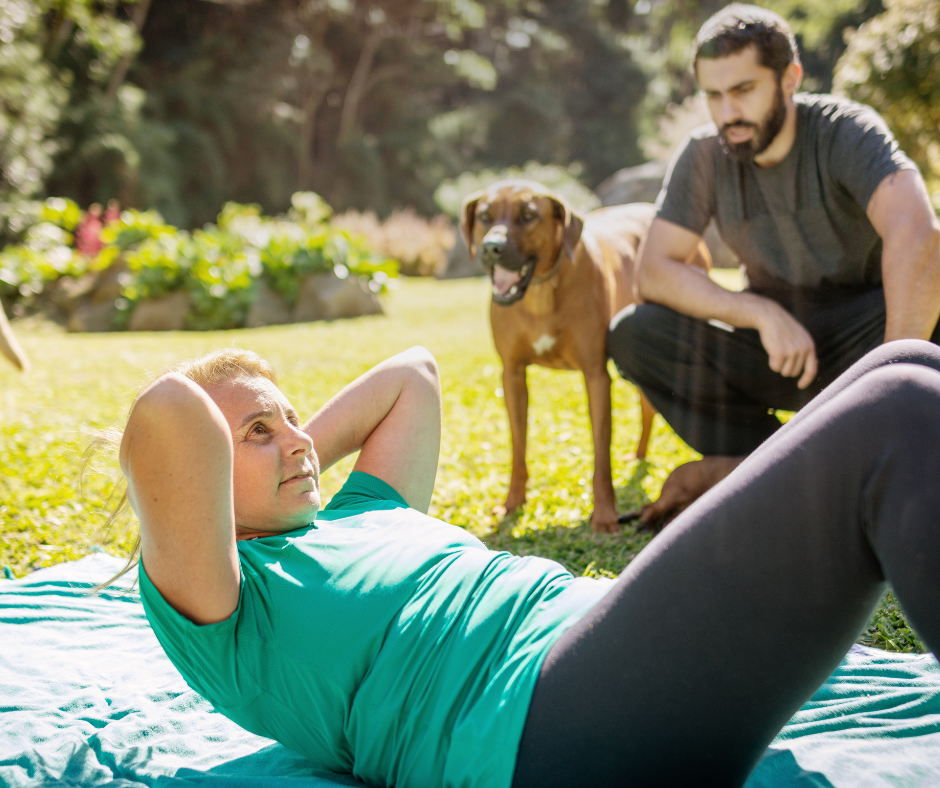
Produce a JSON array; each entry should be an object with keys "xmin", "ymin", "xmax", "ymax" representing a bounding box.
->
[
  {"xmin": 835, "ymin": 0, "xmax": 940, "ymax": 208},
  {"xmin": 0, "ymin": 0, "xmax": 906, "ymax": 235}
]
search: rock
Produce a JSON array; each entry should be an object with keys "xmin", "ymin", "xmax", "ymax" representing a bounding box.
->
[
  {"xmin": 46, "ymin": 261, "xmax": 131, "ymax": 326},
  {"xmin": 91, "ymin": 260, "xmax": 129, "ymax": 304},
  {"xmin": 438, "ymin": 234, "xmax": 486, "ymax": 279},
  {"xmin": 246, "ymin": 284, "xmax": 292, "ymax": 328},
  {"xmin": 48, "ymin": 273, "xmax": 97, "ymax": 319},
  {"xmin": 128, "ymin": 291, "xmax": 191, "ymax": 331},
  {"xmin": 595, "ymin": 161, "xmax": 668, "ymax": 206},
  {"xmin": 293, "ymin": 273, "xmax": 382, "ymax": 323},
  {"xmin": 596, "ymin": 162, "xmax": 740, "ymax": 268},
  {"xmin": 68, "ymin": 300, "xmax": 117, "ymax": 333}
]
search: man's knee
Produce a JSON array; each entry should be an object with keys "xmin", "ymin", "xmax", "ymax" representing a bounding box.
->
[{"xmin": 607, "ymin": 303, "xmax": 681, "ymax": 380}]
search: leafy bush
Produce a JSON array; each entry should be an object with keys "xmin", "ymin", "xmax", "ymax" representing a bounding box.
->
[
  {"xmin": 118, "ymin": 224, "xmax": 256, "ymax": 330},
  {"xmin": 835, "ymin": 0, "xmax": 940, "ymax": 209},
  {"xmin": 860, "ymin": 590, "xmax": 926, "ymax": 653},
  {"xmin": 0, "ymin": 197, "xmax": 88, "ymax": 300},
  {"xmin": 1, "ymin": 192, "xmax": 398, "ymax": 330},
  {"xmin": 103, "ymin": 208, "xmax": 176, "ymax": 252},
  {"xmin": 214, "ymin": 196, "xmax": 398, "ymax": 305},
  {"xmin": 434, "ymin": 161, "xmax": 601, "ymax": 219}
]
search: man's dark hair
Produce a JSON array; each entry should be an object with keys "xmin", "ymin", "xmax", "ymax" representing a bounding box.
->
[{"xmin": 693, "ymin": 4, "xmax": 800, "ymax": 78}]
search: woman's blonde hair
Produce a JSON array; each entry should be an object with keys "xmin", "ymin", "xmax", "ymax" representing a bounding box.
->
[{"xmin": 86, "ymin": 348, "xmax": 277, "ymax": 590}]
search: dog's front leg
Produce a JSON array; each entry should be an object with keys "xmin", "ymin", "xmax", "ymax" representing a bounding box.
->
[
  {"xmin": 501, "ymin": 362, "xmax": 529, "ymax": 515},
  {"xmin": 584, "ymin": 367, "xmax": 619, "ymax": 533}
]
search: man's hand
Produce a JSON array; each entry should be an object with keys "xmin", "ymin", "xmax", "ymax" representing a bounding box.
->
[
  {"xmin": 638, "ymin": 217, "xmax": 818, "ymax": 388},
  {"xmin": 752, "ymin": 299, "xmax": 818, "ymax": 389}
]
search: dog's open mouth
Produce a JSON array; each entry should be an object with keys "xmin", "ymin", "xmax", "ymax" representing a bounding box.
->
[{"xmin": 491, "ymin": 260, "xmax": 537, "ymax": 306}]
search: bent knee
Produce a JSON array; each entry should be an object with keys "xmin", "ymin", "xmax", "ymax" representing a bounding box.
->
[
  {"xmin": 852, "ymin": 364, "xmax": 940, "ymax": 433},
  {"xmin": 607, "ymin": 303, "xmax": 679, "ymax": 371}
]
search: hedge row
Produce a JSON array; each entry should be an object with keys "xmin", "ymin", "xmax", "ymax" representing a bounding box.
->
[{"xmin": 0, "ymin": 192, "xmax": 399, "ymax": 330}]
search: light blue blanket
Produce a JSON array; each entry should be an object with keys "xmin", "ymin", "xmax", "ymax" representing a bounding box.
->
[{"xmin": 1, "ymin": 555, "xmax": 938, "ymax": 787}]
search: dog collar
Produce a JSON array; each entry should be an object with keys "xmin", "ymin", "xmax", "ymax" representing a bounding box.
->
[{"xmin": 530, "ymin": 244, "xmax": 566, "ymax": 287}]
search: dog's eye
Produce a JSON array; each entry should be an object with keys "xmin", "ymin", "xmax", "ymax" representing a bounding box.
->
[
  {"xmin": 477, "ymin": 211, "xmax": 492, "ymax": 224},
  {"xmin": 520, "ymin": 209, "xmax": 538, "ymax": 222}
]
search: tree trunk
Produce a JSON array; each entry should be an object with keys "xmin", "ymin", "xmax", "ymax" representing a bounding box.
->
[
  {"xmin": 103, "ymin": 0, "xmax": 152, "ymax": 111},
  {"xmin": 44, "ymin": 15, "xmax": 75, "ymax": 61},
  {"xmin": 337, "ymin": 27, "xmax": 383, "ymax": 144},
  {"xmin": 298, "ymin": 84, "xmax": 330, "ymax": 190}
]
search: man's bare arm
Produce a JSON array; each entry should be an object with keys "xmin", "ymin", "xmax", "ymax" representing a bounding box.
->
[
  {"xmin": 636, "ymin": 217, "xmax": 818, "ymax": 388},
  {"xmin": 303, "ymin": 346, "xmax": 442, "ymax": 513},
  {"xmin": 867, "ymin": 168, "xmax": 940, "ymax": 342}
]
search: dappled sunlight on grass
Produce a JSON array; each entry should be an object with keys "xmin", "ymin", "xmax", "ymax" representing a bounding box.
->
[
  {"xmin": 0, "ymin": 278, "xmax": 690, "ymax": 579},
  {"xmin": 0, "ymin": 278, "xmax": 922, "ymax": 651}
]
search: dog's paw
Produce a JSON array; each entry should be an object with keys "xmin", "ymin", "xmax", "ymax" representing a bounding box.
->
[
  {"xmin": 491, "ymin": 498, "xmax": 522, "ymax": 520},
  {"xmin": 590, "ymin": 508, "xmax": 622, "ymax": 534},
  {"xmin": 501, "ymin": 491, "xmax": 526, "ymax": 513}
]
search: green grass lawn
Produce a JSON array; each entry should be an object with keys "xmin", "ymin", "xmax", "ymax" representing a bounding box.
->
[{"xmin": 0, "ymin": 277, "xmax": 923, "ymax": 652}]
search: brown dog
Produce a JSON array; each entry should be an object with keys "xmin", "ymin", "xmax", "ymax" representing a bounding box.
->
[{"xmin": 461, "ymin": 179, "xmax": 709, "ymax": 533}]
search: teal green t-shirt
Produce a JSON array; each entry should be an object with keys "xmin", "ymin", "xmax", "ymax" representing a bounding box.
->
[{"xmin": 139, "ymin": 472, "xmax": 613, "ymax": 788}]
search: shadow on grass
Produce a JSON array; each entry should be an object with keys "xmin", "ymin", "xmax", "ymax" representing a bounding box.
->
[
  {"xmin": 481, "ymin": 462, "xmax": 657, "ymax": 578},
  {"xmin": 615, "ymin": 459, "xmax": 654, "ymax": 514}
]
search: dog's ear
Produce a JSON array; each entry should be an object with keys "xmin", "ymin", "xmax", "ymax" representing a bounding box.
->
[
  {"xmin": 460, "ymin": 190, "xmax": 486, "ymax": 257},
  {"xmin": 550, "ymin": 195, "xmax": 584, "ymax": 260}
]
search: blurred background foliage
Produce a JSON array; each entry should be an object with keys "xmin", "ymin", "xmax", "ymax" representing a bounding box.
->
[
  {"xmin": 834, "ymin": 0, "xmax": 940, "ymax": 209},
  {"xmin": 0, "ymin": 192, "xmax": 397, "ymax": 329},
  {"xmin": 7, "ymin": 0, "xmax": 933, "ymax": 247}
]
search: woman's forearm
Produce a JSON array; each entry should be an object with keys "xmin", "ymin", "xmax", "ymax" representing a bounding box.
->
[
  {"xmin": 306, "ymin": 354, "xmax": 410, "ymax": 469},
  {"xmin": 304, "ymin": 346, "xmax": 442, "ymax": 511}
]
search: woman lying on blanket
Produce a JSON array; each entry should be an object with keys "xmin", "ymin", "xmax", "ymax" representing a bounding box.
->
[{"xmin": 113, "ymin": 339, "xmax": 940, "ymax": 788}]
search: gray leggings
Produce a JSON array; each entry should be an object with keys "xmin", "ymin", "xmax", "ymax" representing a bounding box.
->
[{"xmin": 512, "ymin": 340, "xmax": 940, "ymax": 787}]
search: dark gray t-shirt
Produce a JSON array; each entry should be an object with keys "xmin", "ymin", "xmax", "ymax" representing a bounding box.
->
[{"xmin": 656, "ymin": 93, "xmax": 916, "ymax": 301}]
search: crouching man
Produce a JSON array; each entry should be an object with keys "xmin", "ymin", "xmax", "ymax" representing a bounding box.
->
[{"xmin": 608, "ymin": 3, "xmax": 940, "ymax": 524}]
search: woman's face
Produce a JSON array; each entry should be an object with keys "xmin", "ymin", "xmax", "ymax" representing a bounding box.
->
[{"xmin": 208, "ymin": 376, "xmax": 320, "ymax": 536}]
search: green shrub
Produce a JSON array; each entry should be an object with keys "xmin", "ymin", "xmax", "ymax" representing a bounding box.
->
[
  {"xmin": 117, "ymin": 224, "xmax": 254, "ymax": 330},
  {"xmin": 40, "ymin": 197, "xmax": 81, "ymax": 232},
  {"xmin": 0, "ymin": 197, "xmax": 89, "ymax": 300},
  {"xmin": 861, "ymin": 591, "xmax": 927, "ymax": 653},
  {"xmin": 102, "ymin": 208, "xmax": 176, "ymax": 252},
  {"xmin": 835, "ymin": 0, "xmax": 940, "ymax": 209},
  {"xmin": 208, "ymin": 197, "xmax": 397, "ymax": 308},
  {"xmin": 1, "ymin": 191, "xmax": 398, "ymax": 330}
]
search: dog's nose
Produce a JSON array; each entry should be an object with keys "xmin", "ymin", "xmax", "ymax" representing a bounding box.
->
[
  {"xmin": 482, "ymin": 238, "xmax": 505, "ymax": 256},
  {"xmin": 481, "ymin": 228, "xmax": 507, "ymax": 257}
]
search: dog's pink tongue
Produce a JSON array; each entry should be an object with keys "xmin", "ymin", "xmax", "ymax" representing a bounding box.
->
[{"xmin": 492, "ymin": 265, "xmax": 522, "ymax": 296}]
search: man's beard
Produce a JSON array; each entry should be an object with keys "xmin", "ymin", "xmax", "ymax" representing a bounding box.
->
[{"xmin": 718, "ymin": 82, "xmax": 787, "ymax": 163}]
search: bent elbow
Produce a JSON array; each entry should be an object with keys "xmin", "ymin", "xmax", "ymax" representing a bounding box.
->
[
  {"xmin": 893, "ymin": 216, "xmax": 940, "ymax": 262},
  {"xmin": 925, "ymin": 223, "xmax": 940, "ymax": 257},
  {"xmin": 635, "ymin": 259, "xmax": 659, "ymax": 303},
  {"xmin": 123, "ymin": 374, "xmax": 225, "ymax": 473},
  {"xmin": 404, "ymin": 345, "xmax": 440, "ymax": 387}
]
